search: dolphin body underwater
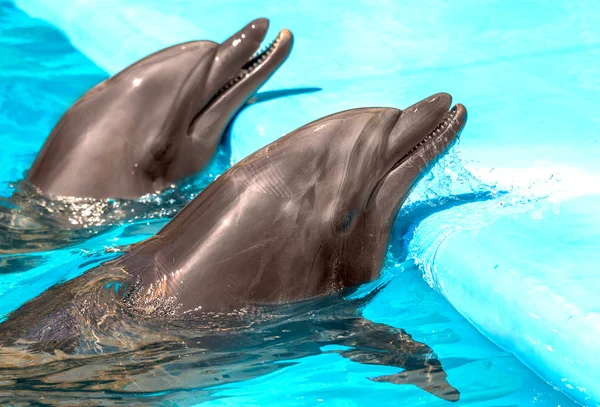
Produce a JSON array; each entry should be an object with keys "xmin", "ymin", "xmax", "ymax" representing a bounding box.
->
[
  {"xmin": 0, "ymin": 94, "xmax": 467, "ymax": 402},
  {"xmin": 26, "ymin": 18, "xmax": 293, "ymax": 200}
]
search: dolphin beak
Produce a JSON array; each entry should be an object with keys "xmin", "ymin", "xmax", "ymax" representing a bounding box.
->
[
  {"xmin": 206, "ymin": 18, "xmax": 270, "ymax": 93},
  {"xmin": 188, "ymin": 18, "xmax": 293, "ymax": 128},
  {"xmin": 370, "ymin": 94, "xmax": 467, "ymax": 225},
  {"xmin": 388, "ymin": 93, "xmax": 453, "ymax": 157}
]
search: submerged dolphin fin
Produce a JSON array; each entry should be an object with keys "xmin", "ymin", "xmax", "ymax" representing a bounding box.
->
[
  {"xmin": 335, "ymin": 318, "xmax": 460, "ymax": 402},
  {"xmin": 368, "ymin": 359, "xmax": 461, "ymax": 402}
]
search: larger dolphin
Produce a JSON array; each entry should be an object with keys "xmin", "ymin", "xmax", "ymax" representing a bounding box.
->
[
  {"xmin": 0, "ymin": 94, "xmax": 467, "ymax": 402},
  {"xmin": 26, "ymin": 18, "xmax": 292, "ymax": 199},
  {"xmin": 122, "ymin": 93, "xmax": 467, "ymax": 312}
]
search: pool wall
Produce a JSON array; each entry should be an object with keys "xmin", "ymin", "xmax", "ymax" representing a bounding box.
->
[{"xmin": 11, "ymin": 1, "xmax": 600, "ymax": 405}]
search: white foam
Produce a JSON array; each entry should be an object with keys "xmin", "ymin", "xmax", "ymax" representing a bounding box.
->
[{"xmin": 467, "ymin": 164, "xmax": 600, "ymax": 202}]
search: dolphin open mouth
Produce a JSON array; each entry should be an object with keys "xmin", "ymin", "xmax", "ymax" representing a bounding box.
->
[
  {"xmin": 397, "ymin": 103, "xmax": 467, "ymax": 167},
  {"xmin": 366, "ymin": 99, "xmax": 467, "ymax": 218},
  {"xmin": 406, "ymin": 105, "xmax": 462, "ymax": 155},
  {"xmin": 189, "ymin": 22, "xmax": 292, "ymax": 130},
  {"xmin": 215, "ymin": 29, "xmax": 291, "ymax": 98}
]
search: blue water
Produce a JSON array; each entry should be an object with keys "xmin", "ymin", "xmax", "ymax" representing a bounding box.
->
[
  {"xmin": 0, "ymin": 1, "xmax": 106, "ymax": 197},
  {"xmin": 1, "ymin": 0, "xmax": 599, "ymax": 406}
]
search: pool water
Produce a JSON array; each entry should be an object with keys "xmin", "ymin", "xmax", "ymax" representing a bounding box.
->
[
  {"xmin": 0, "ymin": 0, "xmax": 106, "ymax": 198},
  {"xmin": 1, "ymin": 0, "xmax": 598, "ymax": 406}
]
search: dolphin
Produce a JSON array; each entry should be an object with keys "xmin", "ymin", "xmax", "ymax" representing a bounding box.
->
[
  {"xmin": 0, "ymin": 93, "xmax": 467, "ymax": 402},
  {"xmin": 25, "ymin": 18, "xmax": 293, "ymax": 199},
  {"xmin": 121, "ymin": 93, "xmax": 467, "ymax": 313}
]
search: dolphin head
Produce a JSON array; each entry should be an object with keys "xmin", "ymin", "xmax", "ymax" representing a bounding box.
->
[
  {"xmin": 27, "ymin": 18, "xmax": 293, "ymax": 199},
  {"xmin": 242, "ymin": 92, "xmax": 468, "ymax": 286},
  {"xmin": 124, "ymin": 93, "xmax": 467, "ymax": 313}
]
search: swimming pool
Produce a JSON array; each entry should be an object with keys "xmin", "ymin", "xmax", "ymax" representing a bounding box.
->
[{"xmin": 2, "ymin": 0, "xmax": 599, "ymax": 405}]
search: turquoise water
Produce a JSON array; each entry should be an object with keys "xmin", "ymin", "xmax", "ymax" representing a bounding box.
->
[
  {"xmin": 0, "ymin": 0, "xmax": 106, "ymax": 197},
  {"xmin": 1, "ymin": 0, "xmax": 599, "ymax": 406}
]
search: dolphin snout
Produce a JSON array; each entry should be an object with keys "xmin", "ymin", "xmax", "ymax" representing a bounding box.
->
[{"xmin": 250, "ymin": 17, "xmax": 270, "ymax": 33}]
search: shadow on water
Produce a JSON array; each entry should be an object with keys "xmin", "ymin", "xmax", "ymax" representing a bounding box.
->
[
  {"xmin": 220, "ymin": 86, "xmax": 323, "ymax": 153},
  {"xmin": 246, "ymin": 87, "xmax": 323, "ymax": 105}
]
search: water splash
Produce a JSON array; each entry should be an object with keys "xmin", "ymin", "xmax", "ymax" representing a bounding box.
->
[{"xmin": 0, "ymin": 148, "xmax": 231, "ymax": 255}]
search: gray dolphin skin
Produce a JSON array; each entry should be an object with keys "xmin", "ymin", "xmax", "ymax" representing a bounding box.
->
[
  {"xmin": 121, "ymin": 93, "xmax": 467, "ymax": 312},
  {"xmin": 0, "ymin": 94, "xmax": 466, "ymax": 402},
  {"xmin": 26, "ymin": 18, "xmax": 293, "ymax": 199}
]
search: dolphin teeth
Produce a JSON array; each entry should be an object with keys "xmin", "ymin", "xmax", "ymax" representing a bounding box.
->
[
  {"xmin": 216, "ymin": 34, "xmax": 281, "ymax": 96},
  {"xmin": 409, "ymin": 110, "xmax": 457, "ymax": 154}
]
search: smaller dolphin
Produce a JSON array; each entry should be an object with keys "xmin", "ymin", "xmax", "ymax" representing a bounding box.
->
[
  {"xmin": 26, "ymin": 18, "xmax": 293, "ymax": 199},
  {"xmin": 1, "ymin": 94, "xmax": 467, "ymax": 402}
]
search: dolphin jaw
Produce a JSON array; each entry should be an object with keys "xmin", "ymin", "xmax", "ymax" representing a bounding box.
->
[
  {"xmin": 215, "ymin": 31, "xmax": 286, "ymax": 97},
  {"xmin": 187, "ymin": 28, "xmax": 292, "ymax": 132},
  {"xmin": 389, "ymin": 104, "xmax": 466, "ymax": 173},
  {"xmin": 407, "ymin": 107, "xmax": 457, "ymax": 156}
]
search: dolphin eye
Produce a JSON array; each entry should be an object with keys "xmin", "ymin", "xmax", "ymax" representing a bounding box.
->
[
  {"xmin": 337, "ymin": 209, "xmax": 357, "ymax": 234},
  {"xmin": 152, "ymin": 140, "xmax": 174, "ymax": 163},
  {"xmin": 143, "ymin": 140, "xmax": 177, "ymax": 181}
]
